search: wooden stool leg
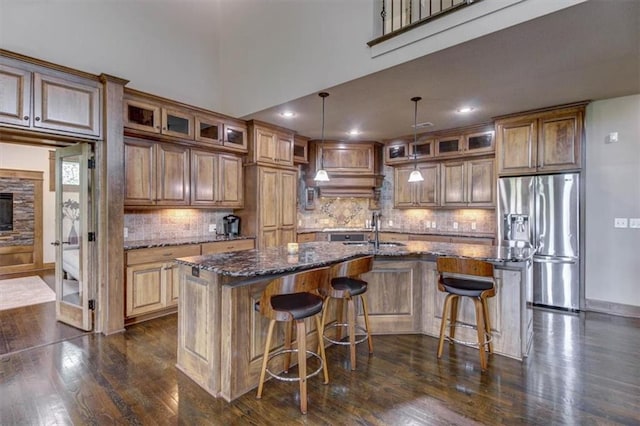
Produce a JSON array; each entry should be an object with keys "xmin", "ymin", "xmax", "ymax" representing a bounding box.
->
[
  {"xmin": 482, "ymin": 297, "xmax": 493, "ymax": 354},
  {"xmin": 318, "ymin": 297, "xmax": 330, "ymax": 354},
  {"xmin": 449, "ymin": 295, "xmax": 459, "ymax": 340},
  {"xmin": 347, "ymin": 296, "xmax": 357, "ymax": 370},
  {"xmin": 360, "ymin": 294, "xmax": 374, "ymax": 354},
  {"xmin": 296, "ymin": 319, "xmax": 308, "ymax": 414},
  {"xmin": 473, "ymin": 298, "xmax": 487, "ymax": 370},
  {"xmin": 315, "ymin": 314, "xmax": 329, "ymax": 384},
  {"xmin": 284, "ymin": 320, "xmax": 293, "ymax": 372},
  {"xmin": 257, "ymin": 319, "xmax": 276, "ymax": 399},
  {"xmin": 437, "ymin": 294, "xmax": 454, "ymax": 359}
]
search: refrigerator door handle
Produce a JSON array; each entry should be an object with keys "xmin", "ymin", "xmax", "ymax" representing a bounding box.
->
[{"xmin": 533, "ymin": 254, "xmax": 578, "ymax": 264}]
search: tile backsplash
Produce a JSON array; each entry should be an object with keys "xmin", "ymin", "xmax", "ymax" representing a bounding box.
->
[
  {"xmin": 298, "ymin": 165, "xmax": 496, "ymax": 234},
  {"xmin": 124, "ymin": 209, "xmax": 232, "ymax": 241}
]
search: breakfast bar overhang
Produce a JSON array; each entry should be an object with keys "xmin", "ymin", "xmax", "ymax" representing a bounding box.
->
[{"xmin": 175, "ymin": 241, "xmax": 534, "ymax": 402}]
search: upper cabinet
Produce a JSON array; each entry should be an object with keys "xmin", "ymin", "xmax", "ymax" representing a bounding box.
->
[
  {"xmin": 495, "ymin": 103, "xmax": 586, "ymax": 175},
  {"xmin": 394, "ymin": 163, "xmax": 440, "ymax": 208},
  {"xmin": 384, "ymin": 124, "xmax": 494, "ymax": 165},
  {"xmin": 293, "ymin": 135, "xmax": 309, "ymax": 164},
  {"xmin": 191, "ymin": 150, "xmax": 243, "ymax": 208},
  {"xmin": 247, "ymin": 120, "xmax": 294, "ymax": 167},
  {"xmin": 124, "ymin": 89, "xmax": 248, "ymax": 153},
  {"xmin": 1, "ymin": 58, "xmax": 101, "ymax": 138}
]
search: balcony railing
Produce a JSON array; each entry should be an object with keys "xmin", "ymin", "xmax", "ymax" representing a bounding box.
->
[{"xmin": 368, "ymin": 0, "xmax": 480, "ymax": 46}]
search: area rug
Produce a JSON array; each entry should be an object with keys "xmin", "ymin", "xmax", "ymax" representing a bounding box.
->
[{"xmin": 0, "ymin": 276, "xmax": 55, "ymax": 311}]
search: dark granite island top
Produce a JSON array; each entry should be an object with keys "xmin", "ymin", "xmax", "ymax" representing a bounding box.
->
[{"xmin": 175, "ymin": 241, "xmax": 534, "ymax": 279}]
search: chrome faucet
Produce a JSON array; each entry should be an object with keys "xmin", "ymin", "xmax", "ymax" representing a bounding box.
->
[{"xmin": 371, "ymin": 212, "xmax": 381, "ymax": 250}]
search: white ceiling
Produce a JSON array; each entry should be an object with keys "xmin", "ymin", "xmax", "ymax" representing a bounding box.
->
[{"xmin": 244, "ymin": 0, "xmax": 639, "ymax": 141}]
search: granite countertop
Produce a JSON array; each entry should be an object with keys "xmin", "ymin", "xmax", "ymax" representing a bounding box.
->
[
  {"xmin": 124, "ymin": 235, "xmax": 255, "ymax": 250},
  {"xmin": 297, "ymin": 227, "xmax": 495, "ymax": 239},
  {"xmin": 175, "ymin": 241, "xmax": 534, "ymax": 278}
]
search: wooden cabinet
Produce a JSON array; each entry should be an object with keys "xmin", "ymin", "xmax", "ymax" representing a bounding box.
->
[
  {"xmin": 394, "ymin": 163, "xmax": 440, "ymax": 208},
  {"xmin": 384, "ymin": 139, "xmax": 410, "ymax": 164},
  {"xmin": 195, "ymin": 115, "xmax": 248, "ymax": 153},
  {"xmin": 125, "ymin": 95, "xmax": 194, "ymax": 139},
  {"xmin": 201, "ymin": 239, "xmax": 254, "ymax": 255},
  {"xmin": 0, "ymin": 60, "xmax": 101, "ymax": 138},
  {"xmin": 434, "ymin": 135, "xmax": 463, "ymax": 157},
  {"xmin": 296, "ymin": 233, "xmax": 316, "ymax": 243},
  {"xmin": 293, "ymin": 135, "xmax": 309, "ymax": 164},
  {"xmin": 125, "ymin": 244, "xmax": 200, "ymax": 319},
  {"xmin": 410, "ymin": 136, "xmax": 436, "ymax": 159},
  {"xmin": 441, "ymin": 158, "xmax": 495, "ymax": 208},
  {"xmin": 248, "ymin": 121, "xmax": 294, "ymax": 166},
  {"xmin": 237, "ymin": 165, "xmax": 297, "ymax": 249},
  {"xmin": 191, "ymin": 150, "xmax": 244, "ymax": 208},
  {"xmin": 124, "ymin": 138, "xmax": 190, "ymax": 207},
  {"xmin": 496, "ymin": 104, "xmax": 585, "ymax": 175}
]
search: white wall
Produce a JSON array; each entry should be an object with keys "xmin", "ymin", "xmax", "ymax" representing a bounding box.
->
[
  {"xmin": 585, "ymin": 94, "xmax": 640, "ymax": 307},
  {"xmin": 0, "ymin": 143, "xmax": 56, "ymax": 263},
  {"xmin": 0, "ymin": 0, "xmax": 221, "ymax": 110}
]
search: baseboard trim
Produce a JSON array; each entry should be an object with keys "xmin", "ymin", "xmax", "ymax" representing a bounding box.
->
[{"xmin": 585, "ymin": 299, "xmax": 640, "ymax": 318}]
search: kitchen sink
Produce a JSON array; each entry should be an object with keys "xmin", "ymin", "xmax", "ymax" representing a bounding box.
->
[{"xmin": 342, "ymin": 241, "xmax": 405, "ymax": 247}]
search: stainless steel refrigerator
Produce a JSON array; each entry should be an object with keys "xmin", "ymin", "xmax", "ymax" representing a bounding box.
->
[{"xmin": 497, "ymin": 173, "xmax": 580, "ymax": 311}]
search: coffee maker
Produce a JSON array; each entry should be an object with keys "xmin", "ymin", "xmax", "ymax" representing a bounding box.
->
[{"xmin": 223, "ymin": 214, "xmax": 241, "ymax": 237}]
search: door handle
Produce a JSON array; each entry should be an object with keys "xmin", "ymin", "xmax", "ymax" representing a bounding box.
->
[
  {"xmin": 533, "ymin": 255, "xmax": 577, "ymax": 264},
  {"xmin": 51, "ymin": 240, "xmax": 72, "ymax": 246}
]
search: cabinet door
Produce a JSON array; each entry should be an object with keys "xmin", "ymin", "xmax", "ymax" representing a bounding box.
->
[
  {"xmin": 465, "ymin": 131, "xmax": 495, "ymax": 155},
  {"xmin": 537, "ymin": 111, "xmax": 582, "ymax": 171},
  {"xmin": 279, "ymin": 228, "xmax": 296, "ymax": 246},
  {"xmin": 124, "ymin": 98, "xmax": 161, "ymax": 133},
  {"xmin": 190, "ymin": 150, "xmax": 218, "ymax": 206},
  {"xmin": 259, "ymin": 168, "xmax": 279, "ymax": 235},
  {"xmin": 410, "ymin": 138, "xmax": 435, "ymax": 159},
  {"xmin": 124, "ymin": 139, "xmax": 156, "ymax": 205},
  {"xmin": 33, "ymin": 72, "xmax": 101, "ymax": 137},
  {"xmin": 467, "ymin": 158, "xmax": 495, "ymax": 207},
  {"xmin": 260, "ymin": 229, "xmax": 279, "ymax": 249},
  {"xmin": 223, "ymin": 123, "xmax": 248, "ymax": 152},
  {"xmin": 162, "ymin": 107, "xmax": 194, "ymax": 139},
  {"xmin": 166, "ymin": 264, "xmax": 179, "ymax": 307},
  {"xmin": 385, "ymin": 142, "xmax": 409, "ymax": 164},
  {"xmin": 195, "ymin": 115, "xmax": 223, "ymax": 146},
  {"xmin": 435, "ymin": 136, "xmax": 463, "ymax": 158},
  {"xmin": 394, "ymin": 167, "xmax": 416, "ymax": 208},
  {"xmin": 496, "ymin": 118, "xmax": 537, "ymax": 175},
  {"xmin": 322, "ymin": 143, "xmax": 375, "ymax": 174},
  {"xmin": 276, "ymin": 134, "xmax": 294, "ymax": 165},
  {"xmin": 416, "ymin": 163, "xmax": 440, "ymax": 206},
  {"xmin": 279, "ymin": 170, "xmax": 297, "ymax": 228},
  {"xmin": 293, "ymin": 137, "xmax": 308, "ymax": 164},
  {"xmin": 0, "ymin": 64, "xmax": 31, "ymax": 127},
  {"xmin": 156, "ymin": 144, "xmax": 190, "ymax": 205},
  {"xmin": 441, "ymin": 161, "xmax": 466, "ymax": 206},
  {"xmin": 126, "ymin": 262, "xmax": 166, "ymax": 316},
  {"xmin": 256, "ymin": 128, "xmax": 277, "ymax": 163},
  {"xmin": 217, "ymin": 154, "xmax": 244, "ymax": 207}
]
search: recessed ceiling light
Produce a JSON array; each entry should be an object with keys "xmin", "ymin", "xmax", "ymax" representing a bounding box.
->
[
  {"xmin": 280, "ymin": 111, "xmax": 295, "ymax": 118},
  {"xmin": 457, "ymin": 107, "xmax": 474, "ymax": 113},
  {"xmin": 348, "ymin": 129, "xmax": 360, "ymax": 136}
]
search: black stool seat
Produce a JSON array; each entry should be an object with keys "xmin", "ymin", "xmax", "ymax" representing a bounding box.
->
[
  {"xmin": 331, "ymin": 277, "xmax": 367, "ymax": 296},
  {"xmin": 441, "ymin": 277, "xmax": 493, "ymax": 297},
  {"xmin": 271, "ymin": 292, "xmax": 323, "ymax": 320}
]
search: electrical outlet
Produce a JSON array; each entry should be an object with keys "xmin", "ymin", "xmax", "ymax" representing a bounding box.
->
[
  {"xmin": 431, "ymin": 221, "xmax": 437, "ymax": 229},
  {"xmin": 614, "ymin": 218, "xmax": 628, "ymax": 228},
  {"xmin": 629, "ymin": 218, "xmax": 640, "ymax": 229},
  {"xmin": 471, "ymin": 222, "xmax": 477, "ymax": 230},
  {"xmin": 123, "ymin": 227, "xmax": 128, "ymax": 238},
  {"xmin": 388, "ymin": 220, "xmax": 393, "ymax": 227},
  {"xmin": 453, "ymin": 222, "xmax": 459, "ymax": 230},
  {"xmin": 209, "ymin": 224, "xmax": 217, "ymax": 233}
]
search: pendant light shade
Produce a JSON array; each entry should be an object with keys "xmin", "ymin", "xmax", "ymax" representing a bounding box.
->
[
  {"xmin": 408, "ymin": 96, "xmax": 424, "ymax": 183},
  {"xmin": 314, "ymin": 92, "xmax": 330, "ymax": 182}
]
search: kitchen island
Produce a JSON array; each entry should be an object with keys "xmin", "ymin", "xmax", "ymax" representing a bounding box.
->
[{"xmin": 175, "ymin": 241, "xmax": 534, "ymax": 402}]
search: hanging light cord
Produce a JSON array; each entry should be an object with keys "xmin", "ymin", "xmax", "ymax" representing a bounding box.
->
[
  {"xmin": 321, "ymin": 93, "xmax": 325, "ymax": 169},
  {"xmin": 412, "ymin": 96, "xmax": 421, "ymax": 168}
]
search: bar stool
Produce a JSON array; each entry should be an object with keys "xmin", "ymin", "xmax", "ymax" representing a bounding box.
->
[
  {"xmin": 319, "ymin": 255, "xmax": 374, "ymax": 370},
  {"xmin": 256, "ymin": 267, "xmax": 330, "ymax": 414},
  {"xmin": 436, "ymin": 257, "xmax": 496, "ymax": 370}
]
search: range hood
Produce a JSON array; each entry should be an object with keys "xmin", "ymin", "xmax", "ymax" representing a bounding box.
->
[{"xmin": 304, "ymin": 140, "xmax": 384, "ymax": 198}]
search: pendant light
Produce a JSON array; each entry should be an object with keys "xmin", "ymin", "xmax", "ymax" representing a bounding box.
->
[
  {"xmin": 314, "ymin": 92, "xmax": 330, "ymax": 182},
  {"xmin": 408, "ymin": 96, "xmax": 424, "ymax": 183}
]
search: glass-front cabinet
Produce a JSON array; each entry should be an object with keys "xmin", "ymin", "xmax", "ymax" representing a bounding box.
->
[
  {"xmin": 385, "ymin": 140, "xmax": 409, "ymax": 163},
  {"xmin": 195, "ymin": 114, "xmax": 223, "ymax": 145},
  {"xmin": 223, "ymin": 124, "xmax": 248, "ymax": 152},
  {"xmin": 410, "ymin": 136, "xmax": 435, "ymax": 159},
  {"xmin": 435, "ymin": 135, "xmax": 463, "ymax": 157},
  {"xmin": 124, "ymin": 96, "xmax": 194, "ymax": 139},
  {"xmin": 466, "ymin": 131, "xmax": 495, "ymax": 155}
]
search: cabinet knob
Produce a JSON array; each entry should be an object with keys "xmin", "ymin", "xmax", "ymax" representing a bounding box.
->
[
  {"xmin": 35, "ymin": 117, "xmax": 41, "ymax": 121},
  {"xmin": 23, "ymin": 115, "xmax": 29, "ymax": 120}
]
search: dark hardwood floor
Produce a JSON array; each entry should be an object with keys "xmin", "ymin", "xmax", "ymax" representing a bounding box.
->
[
  {"xmin": 1, "ymin": 308, "xmax": 639, "ymax": 425},
  {"xmin": 0, "ymin": 270, "xmax": 90, "ymax": 356}
]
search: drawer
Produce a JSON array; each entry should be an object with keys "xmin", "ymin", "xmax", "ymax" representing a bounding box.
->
[
  {"xmin": 297, "ymin": 233, "xmax": 316, "ymax": 243},
  {"xmin": 127, "ymin": 244, "xmax": 201, "ymax": 266},
  {"xmin": 201, "ymin": 239, "xmax": 254, "ymax": 255}
]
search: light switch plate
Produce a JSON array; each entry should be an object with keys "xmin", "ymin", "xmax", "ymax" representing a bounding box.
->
[
  {"xmin": 453, "ymin": 222, "xmax": 459, "ymax": 230},
  {"xmin": 629, "ymin": 218, "xmax": 640, "ymax": 229},
  {"xmin": 471, "ymin": 222, "xmax": 477, "ymax": 230},
  {"xmin": 614, "ymin": 218, "xmax": 628, "ymax": 228},
  {"xmin": 209, "ymin": 224, "xmax": 217, "ymax": 233},
  {"xmin": 123, "ymin": 227, "xmax": 128, "ymax": 238},
  {"xmin": 431, "ymin": 221, "xmax": 437, "ymax": 229}
]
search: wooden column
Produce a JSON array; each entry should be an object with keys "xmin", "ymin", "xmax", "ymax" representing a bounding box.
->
[{"xmin": 98, "ymin": 74, "xmax": 128, "ymax": 335}]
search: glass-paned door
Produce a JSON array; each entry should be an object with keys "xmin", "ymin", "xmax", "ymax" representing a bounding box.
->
[{"xmin": 54, "ymin": 143, "xmax": 94, "ymax": 331}]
